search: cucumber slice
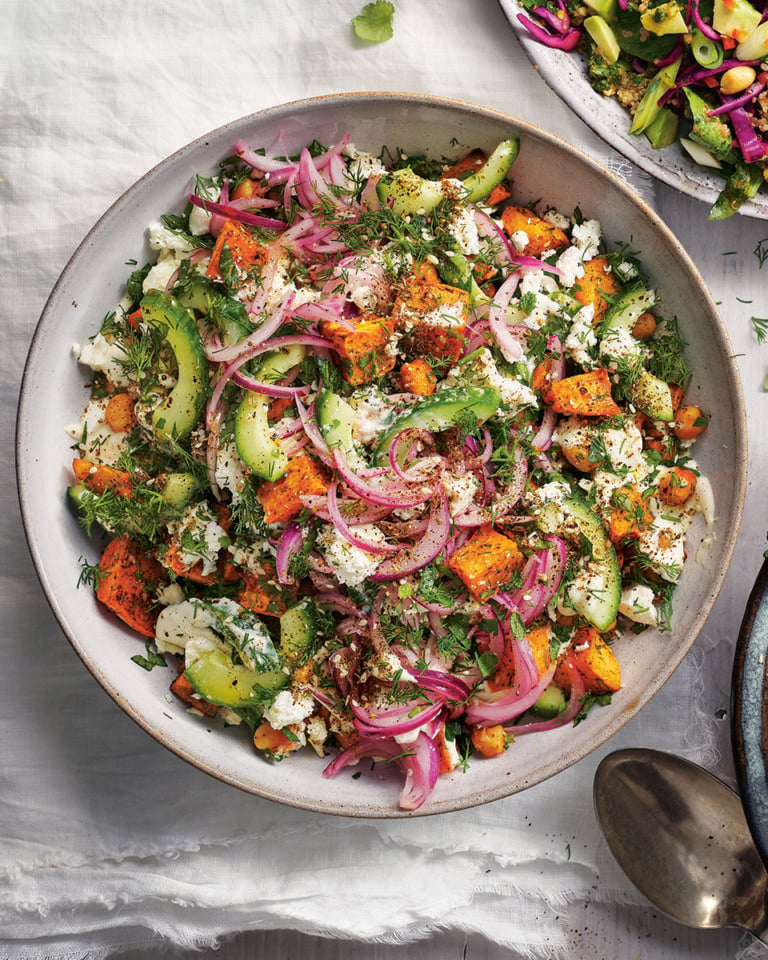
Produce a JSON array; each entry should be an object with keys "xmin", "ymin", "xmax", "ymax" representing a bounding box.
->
[
  {"xmin": 377, "ymin": 168, "xmax": 446, "ymax": 217},
  {"xmin": 185, "ymin": 648, "xmax": 288, "ymax": 709},
  {"xmin": 537, "ymin": 497, "xmax": 621, "ymax": 632},
  {"xmin": 280, "ymin": 599, "xmax": 318, "ymax": 661},
  {"xmin": 376, "ymin": 139, "xmax": 519, "ymax": 216},
  {"xmin": 315, "ymin": 389, "xmax": 356, "ymax": 449},
  {"xmin": 532, "ymin": 683, "xmax": 567, "ymax": 718},
  {"xmin": 630, "ymin": 367, "xmax": 674, "ymax": 421},
  {"xmin": 602, "ymin": 283, "xmax": 657, "ymax": 334},
  {"xmin": 140, "ymin": 290, "xmax": 208, "ymax": 440},
  {"xmin": 460, "ymin": 139, "xmax": 520, "ymax": 204},
  {"xmin": 373, "ymin": 386, "xmax": 501, "ymax": 462},
  {"xmin": 601, "ymin": 284, "xmax": 674, "ymax": 421},
  {"xmin": 158, "ymin": 471, "xmax": 199, "ymax": 507},
  {"xmin": 234, "ymin": 344, "xmax": 305, "ymax": 481}
]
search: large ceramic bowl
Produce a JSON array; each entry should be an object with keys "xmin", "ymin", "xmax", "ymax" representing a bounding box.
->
[
  {"xmin": 17, "ymin": 93, "xmax": 747, "ymax": 817},
  {"xmin": 498, "ymin": 0, "xmax": 768, "ymax": 220}
]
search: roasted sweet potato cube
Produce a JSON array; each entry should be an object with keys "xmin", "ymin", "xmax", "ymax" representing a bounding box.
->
[
  {"xmin": 234, "ymin": 561, "xmax": 297, "ymax": 617},
  {"xmin": 319, "ymin": 314, "xmax": 396, "ymax": 385},
  {"xmin": 400, "ymin": 358, "xmax": 437, "ymax": 396},
  {"xmin": 206, "ymin": 219, "xmax": 268, "ymax": 280},
  {"xmin": 548, "ymin": 369, "xmax": 621, "ymax": 418},
  {"xmin": 606, "ymin": 484, "xmax": 651, "ymax": 544},
  {"xmin": 96, "ymin": 536, "xmax": 166, "ymax": 638},
  {"xmin": 470, "ymin": 724, "xmax": 508, "ymax": 757},
  {"xmin": 448, "ymin": 527, "xmax": 524, "ymax": 601},
  {"xmin": 500, "ymin": 205, "xmax": 569, "ymax": 257},
  {"xmin": 554, "ymin": 627, "xmax": 621, "ymax": 695},
  {"xmin": 258, "ymin": 453, "xmax": 330, "ymax": 524},
  {"xmin": 441, "ymin": 149, "xmax": 486, "ymax": 181},
  {"xmin": 393, "ymin": 279, "xmax": 469, "ymax": 328},
  {"xmin": 573, "ymin": 257, "xmax": 621, "ymax": 324},
  {"xmin": 393, "ymin": 280, "xmax": 469, "ymax": 365}
]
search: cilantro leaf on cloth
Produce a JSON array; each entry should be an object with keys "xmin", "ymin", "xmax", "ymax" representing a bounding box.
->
[{"xmin": 352, "ymin": 1, "xmax": 395, "ymax": 43}]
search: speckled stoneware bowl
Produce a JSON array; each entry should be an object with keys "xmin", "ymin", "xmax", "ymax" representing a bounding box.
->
[
  {"xmin": 17, "ymin": 93, "xmax": 747, "ymax": 817},
  {"xmin": 497, "ymin": 0, "xmax": 768, "ymax": 220},
  {"xmin": 733, "ymin": 561, "xmax": 768, "ymax": 864}
]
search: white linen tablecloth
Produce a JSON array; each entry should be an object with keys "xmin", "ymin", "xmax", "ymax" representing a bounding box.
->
[{"xmin": 3, "ymin": 1, "xmax": 768, "ymax": 957}]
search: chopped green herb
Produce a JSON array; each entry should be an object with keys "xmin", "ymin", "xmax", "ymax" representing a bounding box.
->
[{"xmin": 352, "ymin": 1, "xmax": 394, "ymax": 43}]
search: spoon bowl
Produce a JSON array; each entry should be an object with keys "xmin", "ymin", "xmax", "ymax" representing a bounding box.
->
[{"xmin": 594, "ymin": 748, "xmax": 768, "ymax": 940}]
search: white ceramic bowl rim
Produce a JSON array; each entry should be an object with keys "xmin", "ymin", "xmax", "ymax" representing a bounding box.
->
[{"xmin": 16, "ymin": 92, "xmax": 748, "ymax": 817}]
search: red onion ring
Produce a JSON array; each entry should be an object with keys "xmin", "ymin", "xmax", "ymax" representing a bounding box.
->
[
  {"xmin": 326, "ymin": 481, "xmax": 399, "ymax": 556},
  {"xmin": 370, "ymin": 489, "xmax": 452, "ymax": 581}
]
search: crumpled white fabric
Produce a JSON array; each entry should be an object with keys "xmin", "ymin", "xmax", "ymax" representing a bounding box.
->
[{"xmin": 0, "ymin": 0, "xmax": 753, "ymax": 957}]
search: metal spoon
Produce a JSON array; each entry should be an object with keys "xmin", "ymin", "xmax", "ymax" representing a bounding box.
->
[{"xmin": 594, "ymin": 747, "xmax": 768, "ymax": 943}]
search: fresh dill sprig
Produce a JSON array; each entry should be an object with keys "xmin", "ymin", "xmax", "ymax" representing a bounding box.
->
[
  {"xmin": 754, "ymin": 238, "xmax": 768, "ymax": 269},
  {"xmin": 751, "ymin": 316, "xmax": 768, "ymax": 343}
]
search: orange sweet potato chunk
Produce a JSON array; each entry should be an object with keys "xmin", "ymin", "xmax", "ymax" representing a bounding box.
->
[
  {"xmin": 448, "ymin": 527, "xmax": 524, "ymax": 601},
  {"xmin": 258, "ymin": 453, "xmax": 330, "ymax": 524},
  {"xmin": 319, "ymin": 314, "xmax": 396, "ymax": 385},
  {"xmin": 573, "ymin": 257, "xmax": 621, "ymax": 324},
  {"xmin": 548, "ymin": 369, "xmax": 621, "ymax": 418},
  {"xmin": 554, "ymin": 627, "xmax": 621, "ymax": 695},
  {"xmin": 500, "ymin": 205, "xmax": 569, "ymax": 257}
]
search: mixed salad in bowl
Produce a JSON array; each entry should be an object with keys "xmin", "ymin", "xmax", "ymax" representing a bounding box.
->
[
  {"xmin": 66, "ymin": 132, "xmax": 712, "ymax": 810},
  {"xmin": 516, "ymin": 0, "xmax": 768, "ymax": 218}
]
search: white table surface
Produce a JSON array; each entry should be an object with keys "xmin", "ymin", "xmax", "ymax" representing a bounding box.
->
[{"xmin": 4, "ymin": 0, "xmax": 768, "ymax": 957}]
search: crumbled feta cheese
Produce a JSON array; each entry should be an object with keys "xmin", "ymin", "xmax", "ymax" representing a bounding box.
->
[
  {"xmin": 189, "ymin": 204, "xmax": 212, "ymax": 237},
  {"xmin": 448, "ymin": 205, "xmax": 482, "ymax": 256},
  {"xmin": 599, "ymin": 325, "xmax": 646, "ymax": 365},
  {"xmin": 306, "ymin": 715, "xmax": 329, "ymax": 756},
  {"xmin": 616, "ymin": 259, "xmax": 639, "ymax": 282},
  {"xmin": 215, "ymin": 441, "xmax": 249, "ymax": 503},
  {"xmin": 636, "ymin": 516, "xmax": 685, "ymax": 581},
  {"xmin": 519, "ymin": 269, "xmax": 558, "ymax": 298},
  {"xmin": 422, "ymin": 300, "xmax": 467, "ymax": 328},
  {"xmin": 475, "ymin": 348, "xmax": 537, "ymax": 414},
  {"xmin": 65, "ymin": 396, "xmax": 129, "ymax": 465},
  {"xmin": 75, "ymin": 333, "xmax": 133, "ymax": 388},
  {"xmin": 345, "ymin": 147, "xmax": 389, "ymax": 179},
  {"xmin": 156, "ymin": 583, "xmax": 186, "ymax": 606},
  {"xmin": 443, "ymin": 473, "xmax": 480, "ymax": 517},
  {"xmin": 570, "ymin": 219, "xmax": 601, "ymax": 261},
  {"xmin": 263, "ymin": 689, "xmax": 314, "ymax": 729},
  {"xmin": 147, "ymin": 220, "xmax": 194, "ymax": 256},
  {"xmin": 619, "ymin": 584, "xmax": 658, "ymax": 626},
  {"xmin": 555, "ymin": 245, "xmax": 585, "ymax": 288},
  {"xmin": 509, "ymin": 229, "xmax": 530, "ymax": 252},
  {"xmin": 165, "ymin": 502, "xmax": 229, "ymax": 577},
  {"xmin": 601, "ymin": 421, "xmax": 647, "ymax": 474},
  {"xmin": 543, "ymin": 208, "xmax": 570, "ymax": 230},
  {"xmin": 317, "ymin": 524, "xmax": 385, "ymax": 586},
  {"xmin": 142, "ymin": 254, "xmax": 181, "ymax": 294},
  {"xmin": 564, "ymin": 306, "xmax": 598, "ymax": 368}
]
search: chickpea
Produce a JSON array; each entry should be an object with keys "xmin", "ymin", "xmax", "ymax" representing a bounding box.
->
[
  {"xmin": 632, "ymin": 310, "xmax": 657, "ymax": 340},
  {"xmin": 673, "ymin": 404, "xmax": 709, "ymax": 440},
  {"xmin": 658, "ymin": 466, "xmax": 698, "ymax": 506}
]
